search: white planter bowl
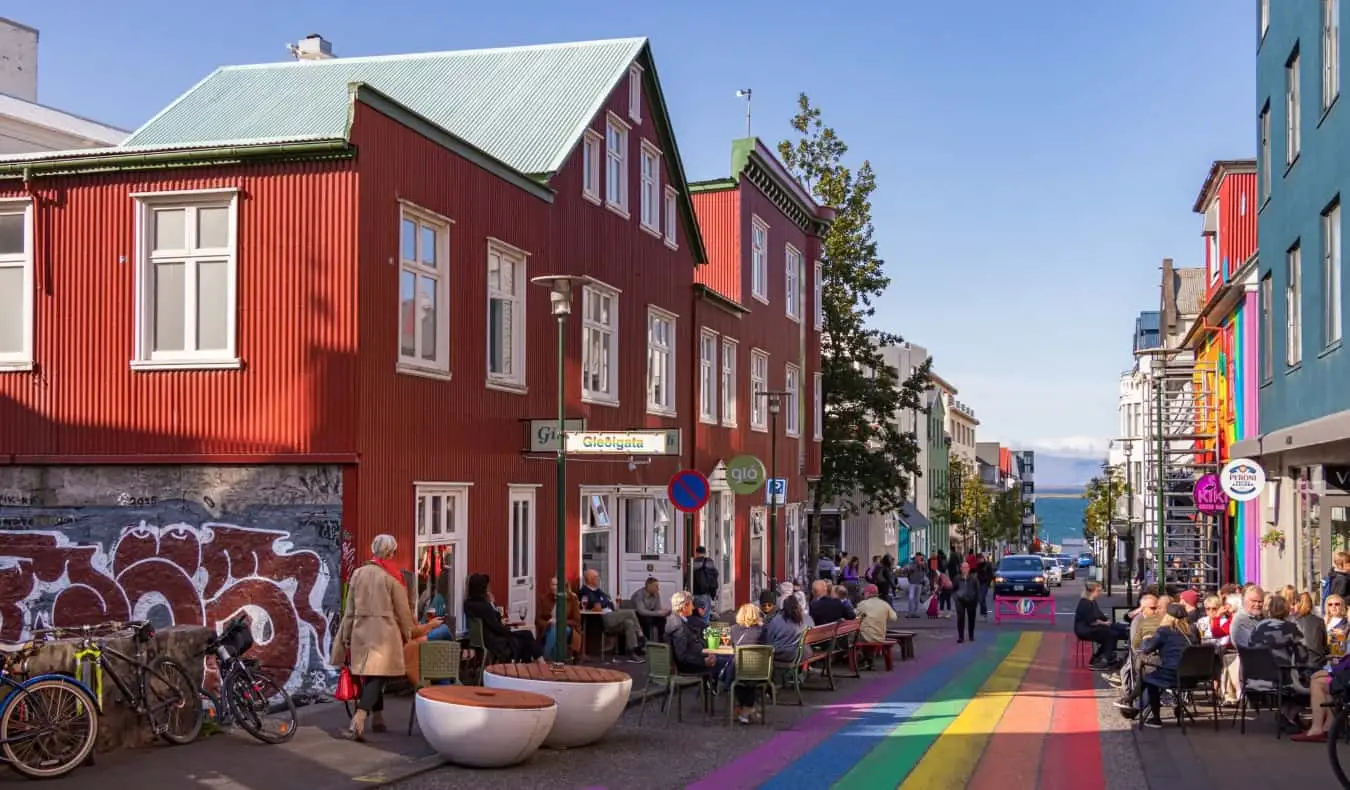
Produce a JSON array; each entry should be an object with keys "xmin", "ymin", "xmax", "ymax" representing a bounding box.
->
[
  {"xmin": 484, "ymin": 667, "xmax": 632, "ymax": 749},
  {"xmin": 415, "ymin": 686, "xmax": 557, "ymax": 768}
]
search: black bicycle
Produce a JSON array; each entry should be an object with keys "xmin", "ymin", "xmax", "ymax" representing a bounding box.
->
[
  {"xmin": 0, "ymin": 638, "xmax": 99, "ymax": 779},
  {"xmin": 198, "ymin": 615, "xmax": 297, "ymax": 744},
  {"xmin": 62, "ymin": 621, "xmax": 202, "ymax": 746}
]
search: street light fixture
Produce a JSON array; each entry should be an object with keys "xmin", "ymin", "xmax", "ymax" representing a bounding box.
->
[
  {"xmin": 1122, "ymin": 442, "xmax": 1135, "ymax": 608},
  {"xmin": 530, "ymin": 274, "xmax": 584, "ymax": 663},
  {"xmin": 759, "ymin": 390, "xmax": 788, "ymax": 589}
]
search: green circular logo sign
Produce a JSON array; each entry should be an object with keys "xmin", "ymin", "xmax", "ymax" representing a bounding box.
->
[{"xmin": 726, "ymin": 455, "xmax": 767, "ymax": 495}]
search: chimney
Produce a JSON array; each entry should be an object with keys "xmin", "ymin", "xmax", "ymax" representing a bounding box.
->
[
  {"xmin": 0, "ymin": 18, "xmax": 39, "ymax": 102},
  {"xmin": 1160, "ymin": 257, "xmax": 1177, "ymax": 334},
  {"xmin": 290, "ymin": 34, "xmax": 335, "ymax": 61}
]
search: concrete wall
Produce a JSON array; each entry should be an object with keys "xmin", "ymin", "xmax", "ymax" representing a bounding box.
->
[
  {"xmin": 0, "ymin": 464, "xmax": 343, "ymax": 694},
  {"xmin": 0, "ymin": 19, "xmax": 38, "ymax": 102}
]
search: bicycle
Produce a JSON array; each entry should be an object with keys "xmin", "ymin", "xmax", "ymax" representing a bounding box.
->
[
  {"xmin": 0, "ymin": 637, "xmax": 100, "ymax": 779},
  {"xmin": 198, "ymin": 615, "xmax": 297, "ymax": 744},
  {"xmin": 62, "ymin": 621, "xmax": 202, "ymax": 746}
]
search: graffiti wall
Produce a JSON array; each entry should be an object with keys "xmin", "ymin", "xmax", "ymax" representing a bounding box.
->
[{"xmin": 0, "ymin": 465, "xmax": 343, "ymax": 694}]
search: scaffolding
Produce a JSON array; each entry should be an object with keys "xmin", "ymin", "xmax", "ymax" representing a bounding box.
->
[{"xmin": 1141, "ymin": 353, "xmax": 1222, "ymax": 592}]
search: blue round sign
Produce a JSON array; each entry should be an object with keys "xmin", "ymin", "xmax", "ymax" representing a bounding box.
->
[{"xmin": 667, "ymin": 469, "xmax": 711, "ymax": 513}]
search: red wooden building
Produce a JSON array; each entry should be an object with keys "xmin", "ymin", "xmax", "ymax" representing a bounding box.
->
[
  {"xmin": 0, "ymin": 36, "xmax": 711, "ymax": 687},
  {"xmin": 690, "ymin": 139, "xmax": 830, "ymax": 607},
  {"xmin": 1195, "ymin": 160, "xmax": 1259, "ymax": 302}
]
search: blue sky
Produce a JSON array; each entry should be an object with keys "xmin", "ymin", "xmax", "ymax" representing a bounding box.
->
[{"xmin": 22, "ymin": 1, "xmax": 1254, "ymax": 455}]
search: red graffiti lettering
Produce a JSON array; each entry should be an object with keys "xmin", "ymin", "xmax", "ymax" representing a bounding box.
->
[{"xmin": 0, "ymin": 522, "xmax": 334, "ymax": 693}]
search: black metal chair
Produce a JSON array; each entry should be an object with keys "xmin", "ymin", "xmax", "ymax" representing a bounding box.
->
[
  {"xmin": 1142, "ymin": 645, "xmax": 1220, "ymax": 732},
  {"xmin": 1233, "ymin": 647, "xmax": 1309, "ymax": 738}
]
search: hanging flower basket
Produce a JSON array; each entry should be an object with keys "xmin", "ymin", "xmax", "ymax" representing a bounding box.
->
[{"xmin": 1260, "ymin": 529, "xmax": 1286, "ymax": 549}]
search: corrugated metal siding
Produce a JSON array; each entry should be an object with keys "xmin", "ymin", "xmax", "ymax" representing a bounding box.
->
[
  {"xmin": 692, "ymin": 189, "xmax": 742, "ymax": 302},
  {"xmin": 1219, "ymin": 173, "xmax": 1258, "ymax": 279},
  {"xmin": 350, "ymin": 80, "xmax": 697, "ymax": 592},
  {"xmin": 0, "ymin": 160, "xmax": 359, "ymax": 458}
]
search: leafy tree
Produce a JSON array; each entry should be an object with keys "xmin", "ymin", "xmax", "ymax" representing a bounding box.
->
[
  {"xmin": 1082, "ymin": 466, "xmax": 1127, "ymax": 541},
  {"xmin": 943, "ymin": 456, "xmax": 985, "ymax": 550},
  {"xmin": 779, "ymin": 94, "xmax": 933, "ymax": 565},
  {"xmin": 986, "ymin": 486, "xmax": 1025, "ymax": 547}
]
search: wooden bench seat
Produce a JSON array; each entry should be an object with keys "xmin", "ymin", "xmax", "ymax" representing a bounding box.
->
[
  {"xmin": 886, "ymin": 630, "xmax": 916, "ymax": 661},
  {"xmin": 775, "ymin": 622, "xmax": 840, "ymax": 705},
  {"xmin": 854, "ymin": 638, "xmax": 898, "ymax": 671},
  {"xmin": 830, "ymin": 619, "xmax": 863, "ymax": 678}
]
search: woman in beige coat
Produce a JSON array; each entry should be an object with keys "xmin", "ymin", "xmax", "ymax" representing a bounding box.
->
[{"xmin": 331, "ymin": 534, "xmax": 414, "ymax": 740}]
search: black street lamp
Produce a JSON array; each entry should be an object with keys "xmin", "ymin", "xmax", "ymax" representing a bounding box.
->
[
  {"xmin": 759, "ymin": 390, "xmax": 788, "ymax": 589},
  {"xmin": 1122, "ymin": 442, "xmax": 1135, "ymax": 608},
  {"xmin": 530, "ymin": 274, "xmax": 584, "ymax": 663}
]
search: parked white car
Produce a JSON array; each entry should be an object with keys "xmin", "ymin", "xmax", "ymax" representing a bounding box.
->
[{"xmin": 1041, "ymin": 557, "xmax": 1063, "ymax": 587}]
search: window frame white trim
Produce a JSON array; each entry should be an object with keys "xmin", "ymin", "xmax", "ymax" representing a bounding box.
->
[
  {"xmin": 1325, "ymin": 0, "xmax": 1341, "ymax": 110},
  {"xmin": 750, "ymin": 216, "xmax": 769, "ymax": 304},
  {"xmin": 663, "ymin": 185, "xmax": 678, "ymax": 250},
  {"xmin": 581, "ymin": 129, "xmax": 603, "ymax": 205},
  {"xmin": 785, "ymin": 244, "xmax": 803, "ymax": 322},
  {"xmin": 0, "ymin": 197, "xmax": 34, "ymax": 372},
  {"xmin": 646, "ymin": 306, "xmax": 678, "ymax": 417},
  {"xmin": 720, "ymin": 337, "xmax": 738, "ymax": 428},
  {"xmin": 1261, "ymin": 0, "xmax": 1271, "ymax": 40},
  {"xmin": 486, "ymin": 239, "xmax": 529, "ymax": 393},
  {"xmin": 813, "ymin": 260, "xmax": 823, "ymax": 331},
  {"xmin": 581, "ymin": 283, "xmax": 620, "ymax": 406},
  {"xmin": 414, "ymin": 482, "xmax": 471, "ymax": 632},
  {"xmin": 698, "ymin": 327, "xmax": 718, "ymax": 424},
  {"xmin": 1287, "ymin": 243, "xmax": 1303, "ymax": 366},
  {"xmin": 604, "ymin": 112, "xmax": 631, "ymax": 219},
  {"xmin": 639, "ymin": 140, "xmax": 662, "ymax": 236},
  {"xmin": 1260, "ymin": 103, "xmax": 1272, "ymax": 203},
  {"xmin": 1287, "ymin": 49, "xmax": 1302, "ymax": 166},
  {"xmin": 750, "ymin": 348, "xmax": 769, "ymax": 432},
  {"xmin": 784, "ymin": 363, "xmax": 802, "ymax": 437},
  {"xmin": 628, "ymin": 63, "xmax": 643, "ymax": 124},
  {"xmin": 1325, "ymin": 201, "xmax": 1343, "ymax": 347},
  {"xmin": 395, "ymin": 202, "xmax": 454, "ymax": 380},
  {"xmin": 130, "ymin": 187, "xmax": 242, "ymax": 372},
  {"xmin": 813, "ymin": 371, "xmax": 823, "ymax": 442}
]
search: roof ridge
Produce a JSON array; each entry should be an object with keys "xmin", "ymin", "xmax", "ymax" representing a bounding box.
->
[{"xmin": 223, "ymin": 36, "xmax": 649, "ymax": 72}]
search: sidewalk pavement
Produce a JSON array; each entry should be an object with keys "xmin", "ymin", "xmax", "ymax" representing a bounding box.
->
[{"xmin": 7, "ymin": 660, "xmax": 654, "ymax": 790}]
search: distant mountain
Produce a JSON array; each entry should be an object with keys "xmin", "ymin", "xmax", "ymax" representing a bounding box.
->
[{"xmin": 1033, "ymin": 455, "xmax": 1104, "ymax": 489}]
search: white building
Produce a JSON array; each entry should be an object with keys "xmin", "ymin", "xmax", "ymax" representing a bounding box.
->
[{"xmin": 0, "ymin": 18, "xmax": 126, "ymax": 153}]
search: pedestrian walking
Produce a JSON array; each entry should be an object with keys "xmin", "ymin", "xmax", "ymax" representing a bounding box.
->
[{"xmin": 954, "ymin": 562, "xmax": 980, "ymax": 643}]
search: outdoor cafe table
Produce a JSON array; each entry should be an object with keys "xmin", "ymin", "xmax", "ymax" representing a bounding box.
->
[{"xmin": 483, "ymin": 663, "xmax": 632, "ymax": 749}]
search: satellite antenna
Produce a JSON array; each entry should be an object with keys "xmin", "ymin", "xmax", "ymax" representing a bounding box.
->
[{"xmin": 735, "ymin": 89, "xmax": 752, "ymax": 138}]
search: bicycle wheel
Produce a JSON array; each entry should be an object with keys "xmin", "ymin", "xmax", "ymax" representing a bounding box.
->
[
  {"xmin": 146, "ymin": 657, "xmax": 204, "ymax": 745},
  {"xmin": 0, "ymin": 678, "xmax": 98, "ymax": 780},
  {"xmin": 226, "ymin": 668, "xmax": 297, "ymax": 744}
]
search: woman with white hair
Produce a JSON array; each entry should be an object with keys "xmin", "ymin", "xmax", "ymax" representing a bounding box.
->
[{"xmin": 330, "ymin": 534, "xmax": 414, "ymax": 741}]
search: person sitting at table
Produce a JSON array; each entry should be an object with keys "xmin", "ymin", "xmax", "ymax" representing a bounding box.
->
[
  {"xmin": 1292, "ymin": 594, "xmax": 1350, "ymax": 743},
  {"xmin": 1251, "ymin": 593, "xmax": 1310, "ymax": 733},
  {"xmin": 730, "ymin": 602, "xmax": 765, "ymax": 647},
  {"xmin": 1073, "ymin": 582, "xmax": 1125, "ymax": 669},
  {"xmin": 808, "ymin": 579, "xmax": 854, "ymax": 625},
  {"xmin": 665, "ymin": 591, "xmax": 717, "ymax": 675},
  {"xmin": 463, "ymin": 573, "xmax": 545, "ymax": 665},
  {"xmin": 537, "ymin": 584, "xmax": 582, "ymax": 661},
  {"xmin": 578, "ymin": 569, "xmax": 646, "ymax": 661},
  {"xmin": 1135, "ymin": 603, "xmax": 1199, "ymax": 729},
  {"xmin": 631, "ymin": 577, "xmax": 670, "ymax": 643},
  {"xmin": 765, "ymin": 594, "xmax": 808, "ymax": 663},
  {"xmin": 758, "ymin": 589, "xmax": 779, "ymax": 623}
]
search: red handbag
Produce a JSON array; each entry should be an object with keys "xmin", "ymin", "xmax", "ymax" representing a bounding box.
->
[{"xmin": 335, "ymin": 664, "xmax": 360, "ymax": 702}]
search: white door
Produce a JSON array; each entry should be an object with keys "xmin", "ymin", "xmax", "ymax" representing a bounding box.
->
[
  {"xmin": 581, "ymin": 491, "xmax": 617, "ymax": 596},
  {"xmin": 749, "ymin": 507, "xmax": 767, "ymax": 599},
  {"xmin": 620, "ymin": 495, "xmax": 682, "ymax": 601},
  {"xmin": 507, "ymin": 487, "xmax": 536, "ymax": 629},
  {"xmin": 784, "ymin": 504, "xmax": 803, "ymax": 584},
  {"xmin": 714, "ymin": 492, "xmax": 735, "ymax": 612}
]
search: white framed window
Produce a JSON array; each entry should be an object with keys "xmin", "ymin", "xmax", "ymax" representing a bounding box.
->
[
  {"xmin": 1325, "ymin": 201, "xmax": 1343, "ymax": 346},
  {"xmin": 1326, "ymin": 0, "xmax": 1342, "ymax": 109},
  {"xmin": 628, "ymin": 63, "xmax": 643, "ymax": 124},
  {"xmin": 785, "ymin": 245, "xmax": 803, "ymax": 322},
  {"xmin": 750, "ymin": 217, "xmax": 768, "ymax": 303},
  {"xmin": 581, "ymin": 130, "xmax": 602, "ymax": 205},
  {"xmin": 0, "ymin": 199, "xmax": 33, "ymax": 371},
  {"xmin": 813, "ymin": 372, "xmax": 823, "ymax": 442},
  {"xmin": 582, "ymin": 284, "xmax": 619, "ymax": 405},
  {"xmin": 415, "ymin": 483, "xmax": 470, "ymax": 630},
  {"xmin": 1288, "ymin": 244, "xmax": 1303, "ymax": 366},
  {"xmin": 1260, "ymin": 104, "xmax": 1272, "ymax": 202},
  {"xmin": 1262, "ymin": 273, "xmax": 1275, "ymax": 381},
  {"xmin": 699, "ymin": 329, "xmax": 718, "ymax": 423},
  {"xmin": 720, "ymin": 338, "xmax": 738, "ymax": 427},
  {"xmin": 605, "ymin": 113, "xmax": 630, "ymax": 217},
  {"xmin": 395, "ymin": 204, "xmax": 452, "ymax": 378},
  {"xmin": 487, "ymin": 240, "xmax": 527, "ymax": 391},
  {"xmin": 647, "ymin": 307, "xmax": 676, "ymax": 415},
  {"xmin": 663, "ymin": 186, "xmax": 678, "ymax": 249},
  {"xmin": 1287, "ymin": 50, "xmax": 1302, "ymax": 165},
  {"xmin": 785, "ymin": 364, "xmax": 801, "ymax": 437},
  {"xmin": 639, "ymin": 141, "xmax": 662, "ymax": 235},
  {"xmin": 750, "ymin": 348, "xmax": 769, "ymax": 431},
  {"xmin": 1261, "ymin": 0, "xmax": 1270, "ymax": 39},
  {"xmin": 131, "ymin": 189, "xmax": 240, "ymax": 370},
  {"xmin": 813, "ymin": 260, "xmax": 823, "ymax": 331}
]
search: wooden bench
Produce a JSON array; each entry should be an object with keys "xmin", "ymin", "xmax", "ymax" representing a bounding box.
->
[
  {"xmin": 775, "ymin": 622, "xmax": 840, "ymax": 705},
  {"xmin": 886, "ymin": 630, "xmax": 916, "ymax": 661},
  {"xmin": 830, "ymin": 619, "xmax": 863, "ymax": 678},
  {"xmin": 854, "ymin": 631, "xmax": 899, "ymax": 672}
]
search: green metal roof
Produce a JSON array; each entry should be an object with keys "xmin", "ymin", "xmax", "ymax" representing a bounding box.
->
[{"xmin": 123, "ymin": 37, "xmax": 647, "ymax": 176}]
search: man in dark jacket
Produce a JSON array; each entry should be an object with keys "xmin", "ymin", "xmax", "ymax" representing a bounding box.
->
[
  {"xmin": 665, "ymin": 591, "xmax": 718, "ymax": 676},
  {"xmin": 953, "ymin": 563, "xmax": 980, "ymax": 643},
  {"xmin": 691, "ymin": 547, "xmax": 719, "ymax": 601},
  {"xmin": 808, "ymin": 580, "xmax": 855, "ymax": 625}
]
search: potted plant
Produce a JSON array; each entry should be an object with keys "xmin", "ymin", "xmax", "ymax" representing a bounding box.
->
[{"xmin": 1260, "ymin": 528, "xmax": 1286, "ymax": 550}]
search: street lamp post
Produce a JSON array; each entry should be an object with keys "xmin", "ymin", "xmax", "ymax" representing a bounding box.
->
[
  {"xmin": 531, "ymin": 274, "xmax": 583, "ymax": 663},
  {"xmin": 759, "ymin": 390, "xmax": 786, "ymax": 589},
  {"xmin": 1123, "ymin": 442, "xmax": 1135, "ymax": 608}
]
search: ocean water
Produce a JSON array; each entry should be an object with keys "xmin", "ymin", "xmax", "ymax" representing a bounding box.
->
[{"xmin": 1035, "ymin": 491, "xmax": 1087, "ymax": 547}]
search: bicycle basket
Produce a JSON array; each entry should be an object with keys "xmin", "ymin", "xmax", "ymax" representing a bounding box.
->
[{"xmin": 218, "ymin": 619, "xmax": 254, "ymax": 658}]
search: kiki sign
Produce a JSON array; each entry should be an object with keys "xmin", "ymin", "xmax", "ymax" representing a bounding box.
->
[{"xmin": 1193, "ymin": 474, "xmax": 1228, "ymax": 514}]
